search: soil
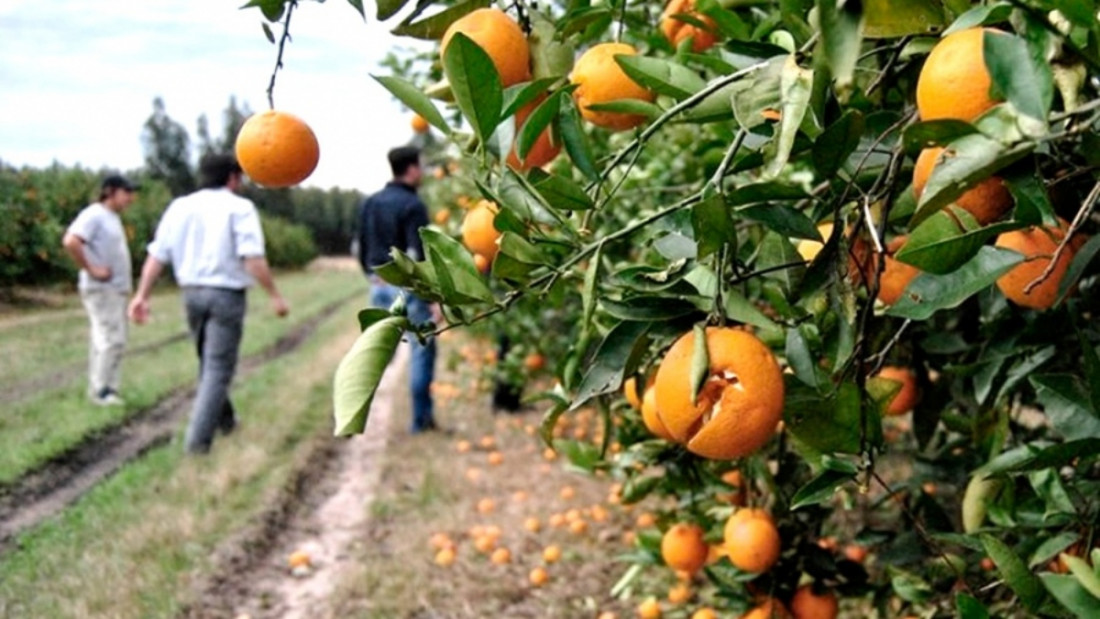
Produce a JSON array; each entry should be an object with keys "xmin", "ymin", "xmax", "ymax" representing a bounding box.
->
[{"xmin": 0, "ymin": 294, "xmax": 355, "ymax": 553}]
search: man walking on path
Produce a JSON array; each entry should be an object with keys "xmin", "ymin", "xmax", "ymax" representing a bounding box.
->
[
  {"xmin": 62, "ymin": 175, "xmax": 138, "ymax": 406},
  {"xmin": 358, "ymin": 146, "xmax": 441, "ymax": 434},
  {"xmin": 128, "ymin": 154, "xmax": 289, "ymax": 454}
]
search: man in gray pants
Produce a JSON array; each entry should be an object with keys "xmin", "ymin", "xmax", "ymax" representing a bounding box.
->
[
  {"xmin": 62, "ymin": 175, "xmax": 138, "ymax": 405},
  {"xmin": 128, "ymin": 154, "xmax": 289, "ymax": 453}
]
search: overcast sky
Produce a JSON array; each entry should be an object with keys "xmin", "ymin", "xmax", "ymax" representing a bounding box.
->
[{"xmin": 0, "ymin": 0, "xmax": 433, "ymax": 192}]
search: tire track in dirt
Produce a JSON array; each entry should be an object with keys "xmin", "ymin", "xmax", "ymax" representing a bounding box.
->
[
  {"xmin": 0, "ymin": 331, "xmax": 191, "ymax": 406},
  {"xmin": 0, "ymin": 293, "xmax": 359, "ymax": 553},
  {"xmin": 182, "ymin": 346, "xmax": 405, "ymax": 619}
]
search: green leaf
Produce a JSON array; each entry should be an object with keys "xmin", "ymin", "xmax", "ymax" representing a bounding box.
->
[
  {"xmin": 693, "ymin": 196, "xmax": 735, "ymax": 259},
  {"xmin": 785, "ymin": 326, "xmax": 820, "ymax": 389},
  {"xmin": 739, "ymin": 204, "xmax": 820, "ymax": 241},
  {"xmin": 443, "ymin": 33, "xmax": 502, "ymax": 144},
  {"xmin": 556, "ymin": 97, "xmax": 599, "ymax": 180},
  {"xmin": 584, "ymin": 99, "xmax": 665, "ymax": 118},
  {"xmin": 785, "ymin": 380, "xmax": 871, "ymax": 455},
  {"xmin": 943, "ymin": 3, "xmax": 1014, "ymax": 36},
  {"xmin": 1030, "ymin": 374, "xmax": 1100, "ymax": 441},
  {"xmin": 890, "ymin": 567, "xmax": 934, "ymax": 603},
  {"xmin": 911, "ymin": 134, "xmax": 1033, "ymax": 227},
  {"xmin": 373, "ymin": 0, "xmax": 402, "ymax": 20},
  {"xmin": 791, "ymin": 468, "xmax": 853, "ymax": 510},
  {"xmin": 492, "ymin": 233, "xmax": 551, "ymax": 283},
  {"xmin": 516, "ymin": 90, "xmax": 564, "ymax": 163},
  {"xmin": 615, "ymin": 54, "xmax": 707, "ymax": 100},
  {"xmin": 1005, "ymin": 172, "xmax": 1057, "ymax": 226},
  {"xmin": 375, "ymin": 249, "xmax": 444, "ymax": 302},
  {"xmin": 815, "ymin": 0, "xmax": 863, "ymax": 94},
  {"xmin": 755, "ymin": 231, "xmax": 804, "ymax": 294},
  {"xmin": 356, "ymin": 308, "xmax": 392, "ymax": 331},
  {"xmin": 1057, "ymin": 234, "xmax": 1100, "ymax": 305},
  {"xmin": 539, "ymin": 397, "xmax": 569, "ymax": 447},
  {"xmin": 1062, "ymin": 554, "xmax": 1100, "ymax": 600},
  {"xmin": 765, "ymin": 55, "xmax": 813, "ymax": 178},
  {"xmin": 1046, "ymin": 0, "xmax": 1096, "ymax": 29},
  {"xmin": 557, "ymin": 6, "xmax": 613, "ymax": 38},
  {"xmin": 902, "ymin": 119, "xmax": 978, "ymax": 154},
  {"xmin": 726, "ymin": 181, "xmax": 809, "ymax": 206},
  {"xmin": 732, "ymin": 56, "xmax": 784, "ymax": 130},
  {"xmin": 862, "ymin": 0, "xmax": 945, "ymax": 38},
  {"xmin": 982, "ymin": 534, "xmax": 1047, "ymax": 612},
  {"xmin": 242, "ymin": 0, "xmax": 286, "ymax": 22},
  {"xmin": 689, "ymin": 323, "xmax": 709, "ymax": 406},
  {"xmin": 886, "ymin": 246, "xmax": 1023, "ymax": 320},
  {"xmin": 1030, "ymin": 532, "xmax": 1082, "ymax": 568},
  {"xmin": 600, "ymin": 296, "xmax": 700, "ymax": 321},
  {"xmin": 261, "ymin": 22, "xmax": 275, "ymax": 43},
  {"xmin": 895, "ymin": 207, "xmax": 1018, "ymax": 274},
  {"xmin": 573, "ymin": 321, "xmax": 651, "ymax": 408},
  {"xmin": 528, "ymin": 168, "xmax": 594, "ymax": 211},
  {"xmin": 1040, "ymin": 573, "xmax": 1100, "ymax": 617},
  {"xmin": 956, "ymin": 593, "xmax": 990, "ymax": 619},
  {"xmin": 621, "ymin": 475, "xmax": 662, "ymax": 505},
  {"xmin": 372, "ymin": 75, "xmax": 451, "ymax": 134},
  {"xmin": 813, "ymin": 111, "xmax": 864, "ymax": 177},
  {"xmin": 1029, "ymin": 468, "xmax": 1076, "ymax": 517},
  {"xmin": 582, "ymin": 245, "xmax": 601, "ymax": 327},
  {"xmin": 723, "ymin": 290, "xmax": 778, "ymax": 330},
  {"xmin": 333, "ymin": 316, "xmax": 409, "ymax": 436},
  {"xmin": 391, "ymin": 0, "xmax": 491, "ymax": 39},
  {"xmin": 501, "ymin": 78, "xmax": 560, "ymax": 120},
  {"xmin": 984, "ymin": 30, "xmax": 1053, "ymax": 123},
  {"xmin": 421, "ymin": 228, "xmax": 494, "ymax": 304}
]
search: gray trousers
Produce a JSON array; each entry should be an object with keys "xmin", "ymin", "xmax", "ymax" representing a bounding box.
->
[
  {"xmin": 79, "ymin": 288, "xmax": 129, "ymax": 397},
  {"xmin": 182, "ymin": 287, "xmax": 246, "ymax": 453}
]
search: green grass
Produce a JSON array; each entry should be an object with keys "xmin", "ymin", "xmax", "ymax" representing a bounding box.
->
[
  {"xmin": 0, "ymin": 268, "xmax": 366, "ymax": 485},
  {"xmin": 0, "ymin": 301, "xmax": 360, "ymax": 618}
]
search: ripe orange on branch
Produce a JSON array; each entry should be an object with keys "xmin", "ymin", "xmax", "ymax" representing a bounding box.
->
[
  {"xmin": 411, "ymin": 113, "xmax": 430, "ymax": 134},
  {"xmin": 661, "ymin": 522, "xmax": 709, "ymax": 574},
  {"xmin": 916, "ymin": 28, "xmax": 1002, "ymax": 122},
  {"xmin": 235, "ymin": 110, "xmax": 319, "ymax": 188},
  {"xmin": 653, "ymin": 327, "xmax": 784, "ymax": 459},
  {"xmin": 660, "ymin": 0, "xmax": 718, "ymax": 53},
  {"xmin": 507, "ymin": 97, "xmax": 561, "ymax": 171},
  {"xmin": 913, "ymin": 147, "xmax": 1013, "ymax": 225},
  {"xmin": 995, "ymin": 222, "xmax": 1081, "ymax": 309},
  {"xmin": 570, "ymin": 43, "xmax": 655, "ymax": 131},
  {"xmin": 875, "ymin": 366, "xmax": 920, "ymax": 416},
  {"xmin": 462, "ymin": 200, "xmax": 502, "ymax": 261},
  {"xmin": 441, "ymin": 8, "xmax": 530, "ymax": 87},
  {"xmin": 789, "ymin": 585, "xmax": 838, "ymax": 619},
  {"xmin": 723, "ymin": 508, "xmax": 781, "ymax": 573}
]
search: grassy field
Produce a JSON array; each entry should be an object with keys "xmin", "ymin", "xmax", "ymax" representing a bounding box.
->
[
  {"xmin": 0, "ymin": 288, "xmax": 360, "ymax": 618},
  {"xmin": 0, "ymin": 266, "xmax": 365, "ymax": 485}
]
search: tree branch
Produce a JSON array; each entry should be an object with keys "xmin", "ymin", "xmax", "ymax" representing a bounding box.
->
[{"xmin": 266, "ymin": 0, "xmax": 298, "ymax": 110}]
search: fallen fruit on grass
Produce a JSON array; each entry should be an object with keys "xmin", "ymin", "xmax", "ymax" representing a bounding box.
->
[
  {"xmin": 490, "ymin": 547, "xmax": 512, "ymax": 564},
  {"xmin": 477, "ymin": 498, "xmax": 495, "ymax": 514},
  {"xmin": 543, "ymin": 544, "xmax": 562, "ymax": 563},
  {"xmin": 529, "ymin": 566, "xmax": 549, "ymax": 586},
  {"xmin": 434, "ymin": 546, "xmax": 456, "ymax": 567},
  {"xmin": 287, "ymin": 550, "xmax": 311, "ymax": 569},
  {"xmin": 524, "ymin": 517, "xmax": 541, "ymax": 533},
  {"xmin": 488, "ymin": 451, "xmax": 504, "ymax": 466},
  {"xmin": 668, "ymin": 582, "xmax": 692, "ymax": 604}
]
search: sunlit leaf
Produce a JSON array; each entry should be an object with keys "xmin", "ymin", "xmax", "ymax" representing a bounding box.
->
[{"xmin": 333, "ymin": 316, "xmax": 409, "ymax": 436}]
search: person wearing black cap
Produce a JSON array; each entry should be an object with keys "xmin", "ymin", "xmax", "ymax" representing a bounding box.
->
[{"xmin": 62, "ymin": 174, "xmax": 139, "ymax": 406}]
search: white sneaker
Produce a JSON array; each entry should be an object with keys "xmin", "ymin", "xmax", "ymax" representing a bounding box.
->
[{"xmin": 92, "ymin": 390, "xmax": 125, "ymax": 406}]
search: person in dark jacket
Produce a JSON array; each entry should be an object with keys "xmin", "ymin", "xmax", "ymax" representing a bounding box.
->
[{"xmin": 358, "ymin": 146, "xmax": 440, "ymax": 433}]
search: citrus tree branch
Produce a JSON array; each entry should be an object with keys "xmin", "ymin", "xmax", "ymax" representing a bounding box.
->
[{"xmin": 266, "ymin": 0, "xmax": 298, "ymax": 110}]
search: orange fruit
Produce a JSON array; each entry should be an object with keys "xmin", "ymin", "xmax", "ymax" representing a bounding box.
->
[
  {"xmin": 660, "ymin": 0, "xmax": 718, "ymax": 53},
  {"xmin": 473, "ymin": 253, "xmax": 491, "ymax": 274},
  {"xmin": 653, "ymin": 327, "xmax": 785, "ymax": 460},
  {"xmin": 570, "ymin": 43, "xmax": 656, "ymax": 131},
  {"xmin": 440, "ymin": 8, "xmax": 530, "ymax": 87},
  {"xmin": 916, "ymin": 28, "xmax": 1001, "ymax": 122},
  {"xmin": 638, "ymin": 597, "xmax": 663, "ymax": 619},
  {"xmin": 995, "ymin": 223, "xmax": 1080, "ymax": 309},
  {"xmin": 875, "ymin": 366, "xmax": 920, "ymax": 416},
  {"xmin": 524, "ymin": 352, "xmax": 546, "ymax": 371},
  {"xmin": 513, "ymin": 490, "xmax": 529, "ymax": 502},
  {"xmin": 235, "ymin": 110, "xmax": 320, "ymax": 188},
  {"xmin": 529, "ymin": 566, "xmax": 549, "ymax": 586},
  {"xmin": 462, "ymin": 200, "xmax": 502, "ymax": 261},
  {"xmin": 641, "ymin": 386, "xmax": 676, "ymax": 440},
  {"xmin": 543, "ymin": 447, "xmax": 558, "ymax": 461},
  {"xmin": 706, "ymin": 543, "xmax": 727, "ymax": 565},
  {"xmin": 479, "ymin": 435, "xmax": 496, "ymax": 449},
  {"xmin": 433, "ymin": 208, "xmax": 451, "ymax": 225},
  {"xmin": 524, "ymin": 517, "xmax": 541, "ymax": 533},
  {"xmin": 434, "ymin": 546, "xmax": 456, "ymax": 566},
  {"xmin": 692, "ymin": 609, "xmax": 718, "ymax": 619},
  {"xmin": 411, "ymin": 113, "xmax": 430, "ymax": 134},
  {"xmin": 668, "ymin": 582, "xmax": 692, "ymax": 604},
  {"xmin": 287, "ymin": 550, "xmax": 311, "ymax": 568},
  {"xmin": 874, "ymin": 237, "xmax": 922, "ymax": 306},
  {"xmin": 569, "ymin": 519, "xmax": 589, "ymax": 535},
  {"xmin": 789, "ymin": 585, "xmax": 838, "ymax": 619},
  {"xmin": 741, "ymin": 598, "xmax": 792, "ymax": 619},
  {"xmin": 723, "ymin": 508, "xmax": 781, "ymax": 573},
  {"xmin": 491, "ymin": 547, "xmax": 512, "ymax": 564},
  {"xmin": 980, "ymin": 557, "xmax": 995, "ymax": 571},
  {"xmin": 549, "ymin": 513, "xmax": 566, "ymax": 528},
  {"xmin": 477, "ymin": 498, "xmax": 496, "ymax": 514},
  {"xmin": 429, "ymin": 533, "xmax": 454, "ymax": 550},
  {"xmin": 488, "ymin": 451, "xmax": 504, "ymax": 466},
  {"xmin": 636, "ymin": 512, "xmax": 657, "ymax": 528},
  {"xmin": 720, "ymin": 469, "xmax": 748, "ymax": 506},
  {"xmin": 599, "ymin": 613, "xmax": 619, "ymax": 619},
  {"xmin": 507, "ymin": 97, "xmax": 561, "ymax": 170},
  {"xmin": 543, "ymin": 544, "xmax": 562, "ymax": 563},
  {"xmin": 624, "ymin": 377, "xmax": 645, "ymax": 410},
  {"xmin": 661, "ymin": 522, "xmax": 709, "ymax": 574},
  {"xmin": 474, "ymin": 535, "xmax": 496, "ymax": 554},
  {"xmin": 560, "ymin": 486, "xmax": 576, "ymax": 501},
  {"xmin": 843, "ymin": 544, "xmax": 868, "ymax": 563},
  {"xmin": 912, "ymin": 147, "xmax": 1012, "ymax": 225}
]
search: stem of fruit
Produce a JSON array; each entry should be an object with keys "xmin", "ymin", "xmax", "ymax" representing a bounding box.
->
[
  {"xmin": 1022, "ymin": 178, "xmax": 1100, "ymax": 294},
  {"xmin": 266, "ymin": 0, "xmax": 298, "ymax": 110}
]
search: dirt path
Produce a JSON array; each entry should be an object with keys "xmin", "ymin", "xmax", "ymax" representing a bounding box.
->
[
  {"xmin": 0, "ymin": 295, "xmax": 356, "ymax": 552},
  {"xmin": 186, "ymin": 346, "xmax": 405, "ymax": 619}
]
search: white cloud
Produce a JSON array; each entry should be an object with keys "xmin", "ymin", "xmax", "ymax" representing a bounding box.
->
[{"xmin": 0, "ymin": 0, "xmax": 435, "ymax": 192}]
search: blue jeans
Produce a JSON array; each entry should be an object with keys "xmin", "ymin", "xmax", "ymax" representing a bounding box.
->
[
  {"xmin": 182, "ymin": 287, "xmax": 245, "ymax": 453},
  {"xmin": 369, "ymin": 280, "xmax": 436, "ymax": 432}
]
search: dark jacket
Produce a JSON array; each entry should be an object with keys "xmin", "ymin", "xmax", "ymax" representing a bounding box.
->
[{"xmin": 357, "ymin": 181, "xmax": 429, "ymax": 273}]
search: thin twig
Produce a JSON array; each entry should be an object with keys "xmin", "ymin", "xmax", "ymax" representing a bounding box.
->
[
  {"xmin": 266, "ymin": 0, "xmax": 298, "ymax": 110},
  {"xmin": 1023, "ymin": 178, "xmax": 1100, "ymax": 293},
  {"xmin": 866, "ymin": 319, "xmax": 912, "ymax": 375},
  {"xmin": 709, "ymin": 128, "xmax": 748, "ymax": 192},
  {"xmin": 865, "ymin": 36, "xmax": 912, "ymax": 96}
]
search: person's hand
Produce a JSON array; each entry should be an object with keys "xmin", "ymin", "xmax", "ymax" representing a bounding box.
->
[
  {"xmin": 88, "ymin": 264, "xmax": 112, "ymax": 281},
  {"xmin": 271, "ymin": 295, "xmax": 289, "ymax": 318},
  {"xmin": 128, "ymin": 296, "xmax": 150, "ymax": 325}
]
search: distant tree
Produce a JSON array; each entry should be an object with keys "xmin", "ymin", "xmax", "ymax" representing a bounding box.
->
[
  {"xmin": 142, "ymin": 98, "xmax": 194, "ymax": 197},
  {"xmin": 197, "ymin": 96, "xmax": 253, "ymax": 158}
]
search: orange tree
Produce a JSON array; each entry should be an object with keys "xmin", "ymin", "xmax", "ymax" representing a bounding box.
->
[{"xmin": 249, "ymin": 0, "xmax": 1099, "ymax": 615}]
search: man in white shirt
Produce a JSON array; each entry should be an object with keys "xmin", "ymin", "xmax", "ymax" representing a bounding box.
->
[
  {"xmin": 128, "ymin": 154, "xmax": 289, "ymax": 454},
  {"xmin": 62, "ymin": 175, "xmax": 138, "ymax": 406}
]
